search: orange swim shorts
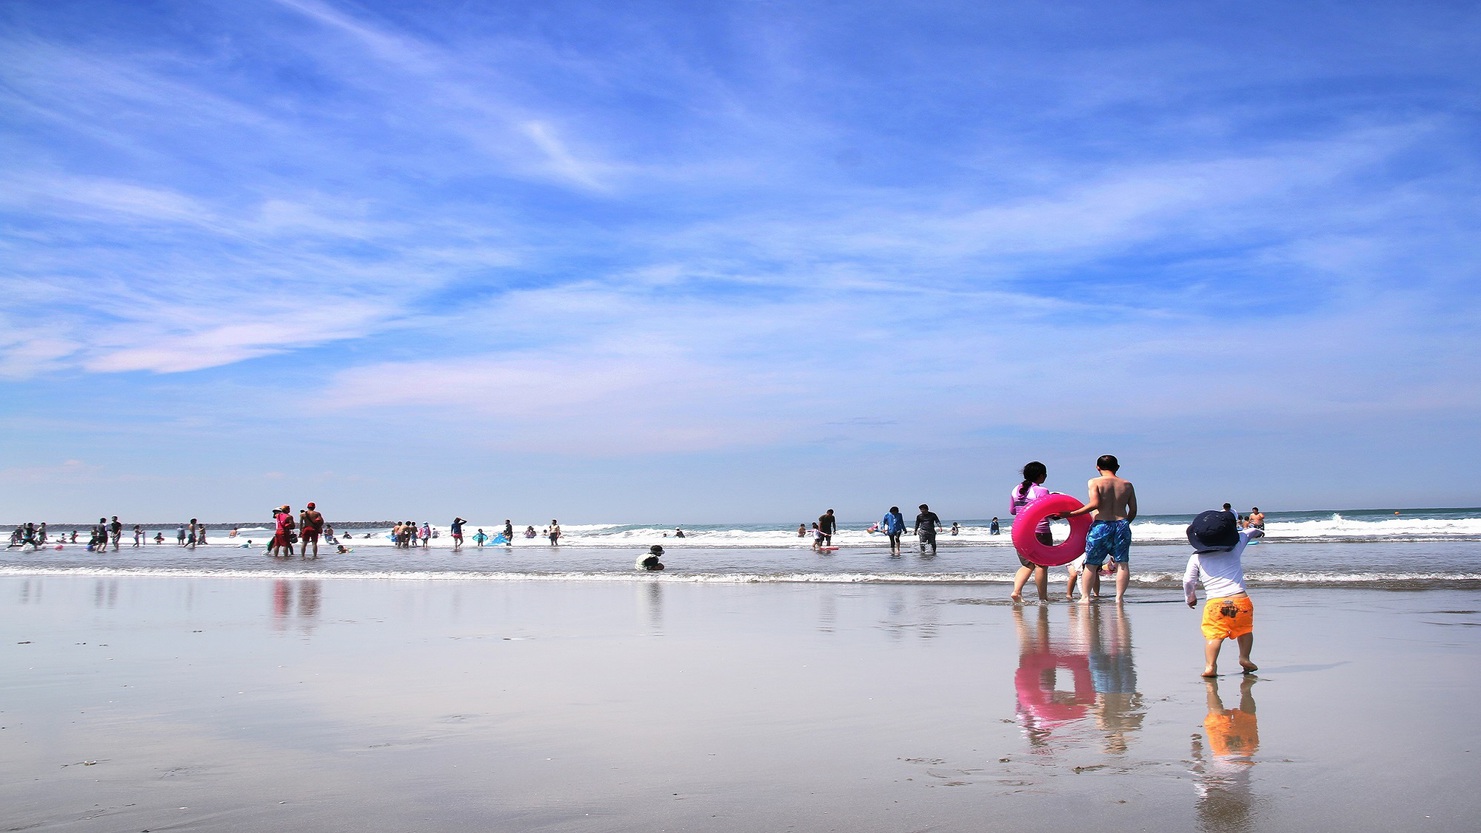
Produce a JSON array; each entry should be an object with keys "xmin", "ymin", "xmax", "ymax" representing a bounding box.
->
[{"xmin": 1201, "ymin": 596, "xmax": 1254, "ymax": 640}]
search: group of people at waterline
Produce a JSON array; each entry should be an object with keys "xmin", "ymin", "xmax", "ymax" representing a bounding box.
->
[{"xmin": 6, "ymin": 454, "xmax": 1262, "ymax": 675}]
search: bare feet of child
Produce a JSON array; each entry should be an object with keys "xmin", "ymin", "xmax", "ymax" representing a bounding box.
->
[{"xmin": 1239, "ymin": 659, "xmax": 1258, "ymax": 674}]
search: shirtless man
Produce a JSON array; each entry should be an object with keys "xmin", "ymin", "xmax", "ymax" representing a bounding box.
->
[
  {"xmin": 300, "ymin": 502, "xmax": 324, "ymax": 558},
  {"xmin": 1065, "ymin": 455, "xmax": 1137, "ymax": 603},
  {"xmin": 1246, "ymin": 507, "xmax": 1265, "ymax": 530}
]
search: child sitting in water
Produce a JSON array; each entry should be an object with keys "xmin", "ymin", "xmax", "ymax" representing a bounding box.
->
[
  {"xmin": 1184, "ymin": 510, "xmax": 1258, "ymax": 678},
  {"xmin": 637, "ymin": 545, "xmax": 665, "ymax": 571}
]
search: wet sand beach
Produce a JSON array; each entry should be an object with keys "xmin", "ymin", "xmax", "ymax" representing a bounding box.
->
[{"xmin": 3, "ymin": 575, "xmax": 1479, "ymax": 832}]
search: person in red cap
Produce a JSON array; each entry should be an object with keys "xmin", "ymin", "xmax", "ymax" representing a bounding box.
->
[{"xmin": 300, "ymin": 502, "xmax": 324, "ymax": 558}]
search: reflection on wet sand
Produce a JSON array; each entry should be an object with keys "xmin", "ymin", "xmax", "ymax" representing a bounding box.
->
[
  {"xmin": 1077, "ymin": 603, "xmax": 1144, "ymax": 754},
  {"xmin": 642, "ymin": 581, "xmax": 663, "ymax": 633},
  {"xmin": 1192, "ymin": 676, "xmax": 1260, "ymax": 833},
  {"xmin": 270, "ymin": 579, "xmax": 321, "ymax": 633},
  {"xmin": 1013, "ymin": 603, "xmax": 1145, "ymax": 754},
  {"xmin": 1014, "ymin": 605, "xmax": 1094, "ymax": 749},
  {"xmin": 93, "ymin": 579, "xmax": 118, "ymax": 608}
]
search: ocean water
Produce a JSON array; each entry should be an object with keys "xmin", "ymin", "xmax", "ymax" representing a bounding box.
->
[{"xmin": 4, "ymin": 508, "xmax": 1478, "ymax": 589}]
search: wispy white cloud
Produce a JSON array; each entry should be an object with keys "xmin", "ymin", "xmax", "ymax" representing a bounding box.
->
[{"xmin": 3, "ymin": 0, "xmax": 1479, "ymax": 517}]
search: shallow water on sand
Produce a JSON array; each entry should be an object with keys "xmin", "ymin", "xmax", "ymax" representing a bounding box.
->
[{"xmin": 3, "ymin": 576, "xmax": 1480, "ymax": 832}]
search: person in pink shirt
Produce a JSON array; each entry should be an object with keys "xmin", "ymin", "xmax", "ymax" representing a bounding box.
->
[{"xmin": 1009, "ymin": 461, "xmax": 1053, "ymax": 603}]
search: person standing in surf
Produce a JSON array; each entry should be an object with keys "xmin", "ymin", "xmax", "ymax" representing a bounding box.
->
[
  {"xmin": 300, "ymin": 503, "xmax": 324, "ymax": 558},
  {"xmin": 914, "ymin": 504, "xmax": 942, "ymax": 554},
  {"xmin": 881, "ymin": 506, "xmax": 907, "ymax": 555},
  {"xmin": 1008, "ymin": 461, "xmax": 1053, "ymax": 604},
  {"xmin": 817, "ymin": 509, "xmax": 837, "ymax": 547},
  {"xmin": 1065, "ymin": 455, "xmax": 1137, "ymax": 603}
]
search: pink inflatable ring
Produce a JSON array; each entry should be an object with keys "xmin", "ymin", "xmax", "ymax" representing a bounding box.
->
[{"xmin": 1011, "ymin": 493, "xmax": 1092, "ymax": 567}]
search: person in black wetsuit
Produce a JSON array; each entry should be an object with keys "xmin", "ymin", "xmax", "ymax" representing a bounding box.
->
[{"xmin": 914, "ymin": 504, "xmax": 943, "ymax": 554}]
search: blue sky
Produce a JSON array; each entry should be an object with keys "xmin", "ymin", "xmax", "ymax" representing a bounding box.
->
[{"xmin": 2, "ymin": 0, "xmax": 1479, "ymax": 524}]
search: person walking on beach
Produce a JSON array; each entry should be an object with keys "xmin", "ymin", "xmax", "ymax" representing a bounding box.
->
[
  {"xmin": 1065, "ymin": 455, "xmax": 1137, "ymax": 603},
  {"xmin": 300, "ymin": 503, "xmax": 324, "ymax": 558},
  {"xmin": 450, "ymin": 517, "xmax": 466, "ymax": 550},
  {"xmin": 109, "ymin": 516, "xmax": 122, "ymax": 551},
  {"xmin": 548, "ymin": 520, "xmax": 561, "ymax": 546},
  {"xmin": 132, "ymin": 524, "xmax": 143, "ymax": 547},
  {"xmin": 187, "ymin": 518, "xmax": 201, "ymax": 550},
  {"xmin": 176, "ymin": 523, "xmax": 187, "ymax": 546},
  {"xmin": 1184, "ymin": 509, "xmax": 1258, "ymax": 678},
  {"xmin": 914, "ymin": 504, "xmax": 942, "ymax": 554},
  {"xmin": 818, "ymin": 509, "xmax": 837, "ymax": 547},
  {"xmin": 881, "ymin": 506, "xmax": 906, "ymax": 554},
  {"xmin": 503, "ymin": 520, "xmax": 514, "ymax": 545},
  {"xmin": 1008, "ymin": 461, "xmax": 1053, "ymax": 603}
]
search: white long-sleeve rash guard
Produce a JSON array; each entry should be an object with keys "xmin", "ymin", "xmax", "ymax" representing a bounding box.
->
[{"xmin": 1183, "ymin": 532, "xmax": 1252, "ymax": 602}]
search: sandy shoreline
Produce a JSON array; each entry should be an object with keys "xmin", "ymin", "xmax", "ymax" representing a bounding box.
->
[{"xmin": 4, "ymin": 575, "xmax": 1480, "ymax": 831}]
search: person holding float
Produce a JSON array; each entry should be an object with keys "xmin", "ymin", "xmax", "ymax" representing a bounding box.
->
[
  {"xmin": 1008, "ymin": 461, "xmax": 1054, "ymax": 603},
  {"xmin": 1063, "ymin": 455, "xmax": 1138, "ymax": 603}
]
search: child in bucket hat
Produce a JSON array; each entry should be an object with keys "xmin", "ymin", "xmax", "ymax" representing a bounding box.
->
[{"xmin": 1183, "ymin": 510, "xmax": 1258, "ymax": 678}]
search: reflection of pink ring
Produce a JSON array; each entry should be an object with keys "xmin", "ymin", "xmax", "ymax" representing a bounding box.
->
[{"xmin": 1011, "ymin": 493, "xmax": 1091, "ymax": 567}]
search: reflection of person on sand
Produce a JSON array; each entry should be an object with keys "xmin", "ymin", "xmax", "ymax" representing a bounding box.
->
[
  {"xmin": 637, "ymin": 545, "xmax": 665, "ymax": 571},
  {"xmin": 1013, "ymin": 605, "xmax": 1094, "ymax": 749},
  {"xmin": 1185, "ymin": 510, "xmax": 1258, "ymax": 678},
  {"xmin": 1191, "ymin": 676, "xmax": 1259, "ymax": 831},
  {"xmin": 1080, "ymin": 603, "xmax": 1144, "ymax": 754}
]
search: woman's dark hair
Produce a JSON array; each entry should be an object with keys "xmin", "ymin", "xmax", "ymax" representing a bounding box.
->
[{"xmin": 1018, "ymin": 461, "xmax": 1047, "ymax": 499}]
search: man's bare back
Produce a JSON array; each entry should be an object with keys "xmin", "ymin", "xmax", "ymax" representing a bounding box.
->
[{"xmin": 1085, "ymin": 474, "xmax": 1137, "ymax": 522}]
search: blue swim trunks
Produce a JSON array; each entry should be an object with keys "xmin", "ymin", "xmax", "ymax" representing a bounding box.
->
[{"xmin": 1084, "ymin": 519, "xmax": 1131, "ymax": 566}]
